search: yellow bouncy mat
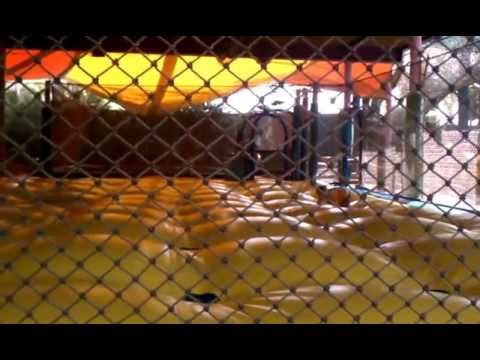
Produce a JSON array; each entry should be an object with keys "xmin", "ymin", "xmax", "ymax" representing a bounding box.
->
[{"xmin": 1, "ymin": 176, "xmax": 480, "ymax": 323}]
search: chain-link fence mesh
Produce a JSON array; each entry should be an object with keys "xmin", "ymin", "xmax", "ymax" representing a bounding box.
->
[{"xmin": 1, "ymin": 36, "xmax": 480, "ymax": 324}]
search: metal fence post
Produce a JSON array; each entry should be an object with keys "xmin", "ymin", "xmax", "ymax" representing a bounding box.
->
[
  {"xmin": 290, "ymin": 90, "xmax": 304, "ymax": 180},
  {"xmin": 309, "ymin": 84, "xmax": 319, "ymax": 180},
  {"xmin": 377, "ymin": 85, "xmax": 393, "ymax": 190},
  {"xmin": 340, "ymin": 62, "xmax": 353, "ymax": 185}
]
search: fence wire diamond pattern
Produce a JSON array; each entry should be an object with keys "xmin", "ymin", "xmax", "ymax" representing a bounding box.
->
[{"xmin": 1, "ymin": 35, "xmax": 480, "ymax": 323}]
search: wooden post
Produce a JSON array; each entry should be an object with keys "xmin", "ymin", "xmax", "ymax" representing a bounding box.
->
[{"xmin": 402, "ymin": 36, "xmax": 424, "ymax": 199}]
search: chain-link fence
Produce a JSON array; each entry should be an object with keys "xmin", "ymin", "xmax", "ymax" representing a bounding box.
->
[{"xmin": 1, "ymin": 36, "xmax": 480, "ymax": 324}]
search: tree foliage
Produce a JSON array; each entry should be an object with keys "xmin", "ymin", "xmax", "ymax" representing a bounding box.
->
[
  {"xmin": 4, "ymin": 86, "xmax": 43, "ymax": 160},
  {"xmin": 388, "ymin": 36, "xmax": 480, "ymax": 128}
]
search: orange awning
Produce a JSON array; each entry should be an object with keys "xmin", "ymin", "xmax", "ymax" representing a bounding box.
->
[
  {"xmin": 4, "ymin": 50, "xmax": 394, "ymax": 113},
  {"xmin": 5, "ymin": 49, "xmax": 81, "ymax": 81},
  {"xmin": 286, "ymin": 61, "xmax": 392, "ymax": 99},
  {"xmin": 65, "ymin": 53, "xmax": 394, "ymax": 114},
  {"xmin": 64, "ymin": 53, "xmax": 304, "ymax": 114}
]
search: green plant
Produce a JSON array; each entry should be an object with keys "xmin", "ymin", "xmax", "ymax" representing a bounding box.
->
[{"xmin": 4, "ymin": 86, "xmax": 43, "ymax": 162}]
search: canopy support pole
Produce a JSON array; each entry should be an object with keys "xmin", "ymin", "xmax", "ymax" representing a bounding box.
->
[
  {"xmin": 351, "ymin": 95, "xmax": 360, "ymax": 183},
  {"xmin": 40, "ymin": 80, "xmax": 53, "ymax": 175},
  {"xmin": 289, "ymin": 90, "xmax": 304, "ymax": 181},
  {"xmin": 357, "ymin": 98, "xmax": 365, "ymax": 186},
  {"xmin": 147, "ymin": 55, "xmax": 178, "ymax": 116},
  {"xmin": 377, "ymin": 84, "xmax": 392, "ymax": 190},
  {"xmin": 384, "ymin": 85, "xmax": 396, "ymax": 190},
  {"xmin": 300, "ymin": 88, "xmax": 310, "ymax": 178},
  {"xmin": 402, "ymin": 36, "xmax": 424, "ymax": 199},
  {"xmin": 340, "ymin": 62, "xmax": 353, "ymax": 185},
  {"xmin": 309, "ymin": 84, "xmax": 319, "ymax": 182},
  {"xmin": 458, "ymin": 86, "xmax": 471, "ymax": 130}
]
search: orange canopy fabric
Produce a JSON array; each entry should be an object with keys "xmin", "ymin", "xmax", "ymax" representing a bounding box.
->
[
  {"xmin": 65, "ymin": 53, "xmax": 394, "ymax": 114},
  {"xmin": 286, "ymin": 61, "xmax": 392, "ymax": 99},
  {"xmin": 4, "ymin": 50, "xmax": 394, "ymax": 113},
  {"xmin": 64, "ymin": 53, "xmax": 305, "ymax": 114},
  {"xmin": 5, "ymin": 49, "xmax": 81, "ymax": 81}
]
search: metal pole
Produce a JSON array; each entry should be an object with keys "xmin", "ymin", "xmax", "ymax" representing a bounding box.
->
[
  {"xmin": 385, "ymin": 85, "xmax": 393, "ymax": 149},
  {"xmin": 357, "ymin": 97, "xmax": 365, "ymax": 186},
  {"xmin": 340, "ymin": 62, "xmax": 353, "ymax": 185},
  {"xmin": 377, "ymin": 84, "xmax": 392, "ymax": 190},
  {"xmin": 352, "ymin": 95, "xmax": 360, "ymax": 183},
  {"xmin": 302, "ymin": 88, "xmax": 309, "ymax": 109},
  {"xmin": 403, "ymin": 36, "xmax": 424, "ymax": 199},
  {"xmin": 309, "ymin": 84, "xmax": 319, "ymax": 180},
  {"xmin": 300, "ymin": 88, "xmax": 310, "ymax": 178},
  {"xmin": 40, "ymin": 80, "xmax": 53, "ymax": 175},
  {"xmin": 458, "ymin": 86, "xmax": 471, "ymax": 130},
  {"xmin": 291, "ymin": 89, "xmax": 304, "ymax": 180},
  {"xmin": 384, "ymin": 85, "xmax": 397, "ymax": 191}
]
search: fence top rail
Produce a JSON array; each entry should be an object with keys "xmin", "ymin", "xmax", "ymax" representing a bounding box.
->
[{"xmin": 3, "ymin": 36, "xmax": 421, "ymax": 62}]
